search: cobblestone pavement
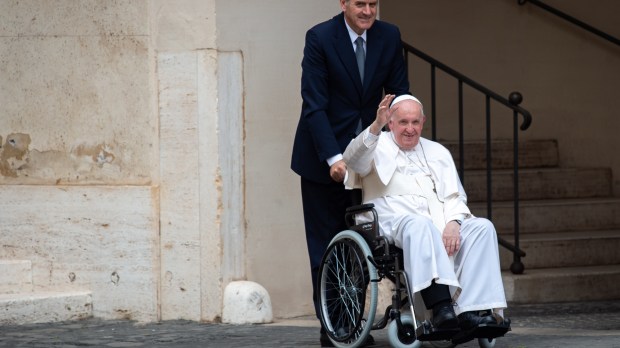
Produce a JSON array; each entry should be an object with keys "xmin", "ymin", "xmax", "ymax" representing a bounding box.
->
[{"xmin": 1, "ymin": 301, "xmax": 619, "ymax": 348}]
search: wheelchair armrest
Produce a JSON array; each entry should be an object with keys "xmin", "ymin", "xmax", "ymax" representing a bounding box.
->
[{"xmin": 345, "ymin": 203, "xmax": 375, "ymax": 214}]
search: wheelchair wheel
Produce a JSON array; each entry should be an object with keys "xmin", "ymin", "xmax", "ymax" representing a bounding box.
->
[
  {"xmin": 387, "ymin": 314, "xmax": 422, "ymax": 348},
  {"xmin": 478, "ymin": 337, "xmax": 496, "ymax": 348},
  {"xmin": 318, "ymin": 230, "xmax": 378, "ymax": 348}
]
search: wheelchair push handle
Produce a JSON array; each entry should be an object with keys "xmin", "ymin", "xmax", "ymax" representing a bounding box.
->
[{"xmin": 345, "ymin": 203, "xmax": 375, "ymax": 214}]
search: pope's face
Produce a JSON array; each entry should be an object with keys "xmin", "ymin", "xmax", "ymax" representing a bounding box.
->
[
  {"xmin": 341, "ymin": 0, "xmax": 378, "ymax": 35},
  {"xmin": 388, "ymin": 100, "xmax": 425, "ymax": 151}
]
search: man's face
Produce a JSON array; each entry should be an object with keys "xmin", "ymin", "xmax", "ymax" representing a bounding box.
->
[
  {"xmin": 341, "ymin": 0, "xmax": 378, "ymax": 35},
  {"xmin": 388, "ymin": 100, "xmax": 425, "ymax": 151}
]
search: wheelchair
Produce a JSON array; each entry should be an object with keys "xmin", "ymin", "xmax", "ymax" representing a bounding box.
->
[{"xmin": 317, "ymin": 203, "xmax": 511, "ymax": 348}]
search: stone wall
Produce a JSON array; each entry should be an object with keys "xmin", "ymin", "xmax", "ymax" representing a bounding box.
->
[
  {"xmin": 0, "ymin": 1, "xmax": 153, "ymax": 184},
  {"xmin": 0, "ymin": 0, "xmax": 226, "ymax": 322}
]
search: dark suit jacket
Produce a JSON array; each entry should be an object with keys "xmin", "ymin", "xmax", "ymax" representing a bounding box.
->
[{"xmin": 291, "ymin": 12, "xmax": 410, "ymax": 184}]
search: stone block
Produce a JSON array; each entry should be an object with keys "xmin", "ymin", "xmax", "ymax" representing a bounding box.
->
[
  {"xmin": 0, "ymin": 291, "xmax": 92, "ymax": 325},
  {"xmin": 222, "ymin": 281, "xmax": 273, "ymax": 324}
]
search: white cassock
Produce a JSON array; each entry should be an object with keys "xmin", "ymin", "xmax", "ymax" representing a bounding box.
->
[{"xmin": 344, "ymin": 128, "xmax": 507, "ymax": 316}]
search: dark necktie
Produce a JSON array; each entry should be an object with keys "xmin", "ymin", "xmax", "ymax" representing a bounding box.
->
[{"xmin": 355, "ymin": 36, "xmax": 365, "ymax": 83}]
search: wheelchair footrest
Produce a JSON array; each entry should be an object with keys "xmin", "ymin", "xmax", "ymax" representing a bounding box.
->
[
  {"xmin": 415, "ymin": 320, "xmax": 460, "ymax": 341},
  {"xmin": 451, "ymin": 322, "xmax": 511, "ymax": 345}
]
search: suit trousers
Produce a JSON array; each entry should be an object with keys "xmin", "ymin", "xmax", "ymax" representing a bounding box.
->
[{"xmin": 300, "ymin": 177, "xmax": 354, "ymax": 319}]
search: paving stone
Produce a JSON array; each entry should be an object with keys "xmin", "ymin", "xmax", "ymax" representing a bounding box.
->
[{"xmin": 0, "ymin": 301, "xmax": 618, "ymax": 347}]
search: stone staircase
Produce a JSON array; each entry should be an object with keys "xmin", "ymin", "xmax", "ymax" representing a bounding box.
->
[
  {"xmin": 0, "ymin": 260, "xmax": 93, "ymax": 324},
  {"xmin": 445, "ymin": 139, "xmax": 620, "ymax": 304}
]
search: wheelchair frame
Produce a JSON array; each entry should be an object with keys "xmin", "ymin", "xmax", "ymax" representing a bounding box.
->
[{"xmin": 317, "ymin": 203, "xmax": 508, "ymax": 348}]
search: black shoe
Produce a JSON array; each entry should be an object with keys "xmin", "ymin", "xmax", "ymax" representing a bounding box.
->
[
  {"xmin": 320, "ymin": 334, "xmax": 334, "ymax": 347},
  {"xmin": 498, "ymin": 316, "xmax": 511, "ymax": 327},
  {"xmin": 432, "ymin": 303, "xmax": 459, "ymax": 329},
  {"xmin": 458, "ymin": 311, "xmax": 497, "ymax": 331},
  {"xmin": 363, "ymin": 334, "xmax": 375, "ymax": 346},
  {"xmin": 320, "ymin": 328, "xmax": 334, "ymax": 347}
]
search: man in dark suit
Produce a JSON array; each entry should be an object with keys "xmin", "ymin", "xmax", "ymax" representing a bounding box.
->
[{"xmin": 290, "ymin": 0, "xmax": 409, "ymax": 345}]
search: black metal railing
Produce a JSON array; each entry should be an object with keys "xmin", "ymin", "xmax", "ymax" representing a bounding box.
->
[
  {"xmin": 518, "ymin": 0, "xmax": 620, "ymax": 47},
  {"xmin": 402, "ymin": 42, "xmax": 531, "ymax": 274}
]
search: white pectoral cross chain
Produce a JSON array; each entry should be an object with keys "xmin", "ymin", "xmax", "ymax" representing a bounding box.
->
[{"xmin": 404, "ymin": 143, "xmax": 444, "ymax": 203}]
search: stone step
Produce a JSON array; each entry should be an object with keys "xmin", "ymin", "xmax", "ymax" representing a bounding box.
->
[
  {"xmin": 470, "ymin": 197, "xmax": 620, "ymax": 234},
  {"xmin": 444, "ymin": 139, "xmax": 559, "ymax": 170},
  {"xmin": 0, "ymin": 291, "xmax": 93, "ymax": 325},
  {"xmin": 503, "ymin": 265, "xmax": 620, "ymax": 304},
  {"xmin": 463, "ymin": 167, "xmax": 612, "ymax": 202},
  {"xmin": 0, "ymin": 260, "xmax": 33, "ymax": 294},
  {"xmin": 499, "ymin": 230, "xmax": 620, "ymax": 270}
]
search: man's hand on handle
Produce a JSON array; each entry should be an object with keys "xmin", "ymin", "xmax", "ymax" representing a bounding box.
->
[{"xmin": 330, "ymin": 160, "xmax": 347, "ymax": 183}]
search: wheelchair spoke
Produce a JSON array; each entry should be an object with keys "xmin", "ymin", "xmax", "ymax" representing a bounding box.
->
[
  {"xmin": 320, "ymin": 239, "xmax": 368, "ymax": 340},
  {"xmin": 318, "ymin": 231, "xmax": 379, "ymax": 347}
]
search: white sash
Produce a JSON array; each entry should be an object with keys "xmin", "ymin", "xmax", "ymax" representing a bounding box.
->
[{"xmin": 362, "ymin": 169, "xmax": 446, "ymax": 232}]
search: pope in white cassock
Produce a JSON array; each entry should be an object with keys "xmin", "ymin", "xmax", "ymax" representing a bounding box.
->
[{"xmin": 343, "ymin": 94, "xmax": 508, "ymax": 331}]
